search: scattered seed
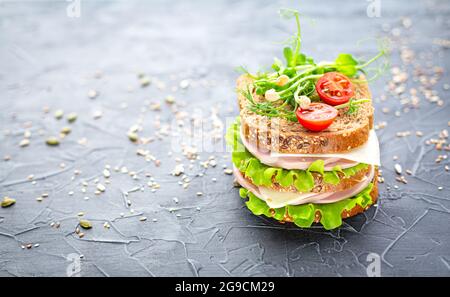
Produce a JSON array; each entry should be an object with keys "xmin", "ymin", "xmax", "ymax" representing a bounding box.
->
[
  {"xmin": 394, "ymin": 164, "xmax": 402, "ymax": 175},
  {"xmin": 438, "ymin": 186, "xmax": 443, "ymax": 191},
  {"xmin": 19, "ymin": 139, "xmax": 30, "ymax": 147},
  {"xmin": 66, "ymin": 112, "xmax": 78, "ymax": 123},
  {"xmin": 96, "ymin": 183, "xmax": 106, "ymax": 192},
  {"xmin": 139, "ymin": 76, "xmax": 151, "ymax": 87},
  {"xmin": 61, "ymin": 126, "xmax": 71, "ymax": 135},
  {"xmin": 46, "ymin": 137, "xmax": 60, "ymax": 146},
  {"xmin": 54, "ymin": 109, "xmax": 64, "ymax": 120},
  {"xmin": 78, "ymin": 233, "xmax": 85, "ymax": 238},
  {"xmin": 196, "ymin": 192, "xmax": 203, "ymax": 197},
  {"xmin": 224, "ymin": 168, "xmax": 233, "ymax": 175},
  {"xmin": 179, "ymin": 79, "xmax": 190, "ymax": 89},
  {"xmin": 396, "ymin": 176, "xmax": 408, "ymax": 184},
  {"xmin": 1, "ymin": 197, "xmax": 16, "ymax": 208},
  {"xmin": 127, "ymin": 132, "xmax": 139, "ymax": 142},
  {"xmin": 88, "ymin": 90, "xmax": 98, "ymax": 99},
  {"xmin": 92, "ymin": 110, "xmax": 103, "ymax": 119},
  {"xmin": 103, "ymin": 169, "xmax": 111, "ymax": 178},
  {"xmin": 172, "ymin": 164, "xmax": 185, "ymax": 176},
  {"xmin": 139, "ymin": 216, "xmax": 147, "ymax": 222},
  {"xmin": 79, "ymin": 219, "xmax": 92, "ymax": 229},
  {"xmin": 165, "ymin": 95, "xmax": 176, "ymax": 104}
]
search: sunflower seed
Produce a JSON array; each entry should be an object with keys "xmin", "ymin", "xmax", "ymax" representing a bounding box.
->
[
  {"xmin": 19, "ymin": 139, "xmax": 30, "ymax": 147},
  {"xmin": 394, "ymin": 164, "xmax": 402, "ymax": 175}
]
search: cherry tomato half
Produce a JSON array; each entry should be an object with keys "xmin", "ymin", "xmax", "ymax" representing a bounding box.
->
[
  {"xmin": 315, "ymin": 72, "xmax": 355, "ymax": 106},
  {"xmin": 296, "ymin": 103, "xmax": 338, "ymax": 132}
]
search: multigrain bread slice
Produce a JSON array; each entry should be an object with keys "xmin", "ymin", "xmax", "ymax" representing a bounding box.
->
[
  {"xmin": 237, "ymin": 75, "xmax": 374, "ymax": 154},
  {"xmin": 240, "ymin": 165, "xmax": 373, "ymax": 194}
]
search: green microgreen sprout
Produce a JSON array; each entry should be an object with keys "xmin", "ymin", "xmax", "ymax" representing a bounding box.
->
[
  {"xmin": 335, "ymin": 98, "xmax": 371, "ymax": 114},
  {"xmin": 238, "ymin": 8, "xmax": 388, "ymax": 120}
]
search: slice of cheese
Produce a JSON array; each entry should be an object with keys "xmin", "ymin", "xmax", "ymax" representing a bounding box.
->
[{"xmin": 270, "ymin": 130, "xmax": 381, "ymax": 166}]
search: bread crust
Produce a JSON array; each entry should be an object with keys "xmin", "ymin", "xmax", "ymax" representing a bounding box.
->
[{"xmin": 238, "ymin": 75, "xmax": 374, "ymax": 154}]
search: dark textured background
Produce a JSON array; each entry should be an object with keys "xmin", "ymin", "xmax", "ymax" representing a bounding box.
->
[{"xmin": 1, "ymin": 0, "xmax": 449, "ymax": 277}]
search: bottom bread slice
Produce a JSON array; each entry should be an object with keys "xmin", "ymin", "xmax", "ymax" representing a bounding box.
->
[{"xmin": 236, "ymin": 170, "xmax": 379, "ymax": 230}]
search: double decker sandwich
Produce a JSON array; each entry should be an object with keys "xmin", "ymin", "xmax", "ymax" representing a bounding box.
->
[{"xmin": 226, "ymin": 9, "xmax": 387, "ymax": 230}]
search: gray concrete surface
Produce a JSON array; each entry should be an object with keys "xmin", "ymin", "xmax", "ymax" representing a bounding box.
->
[{"xmin": 0, "ymin": 0, "xmax": 449, "ymax": 276}]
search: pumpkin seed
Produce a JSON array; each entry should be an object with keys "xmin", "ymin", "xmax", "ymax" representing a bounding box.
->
[
  {"xmin": 46, "ymin": 137, "xmax": 60, "ymax": 146},
  {"xmin": 79, "ymin": 219, "xmax": 92, "ymax": 229},
  {"xmin": 127, "ymin": 132, "xmax": 139, "ymax": 142},
  {"xmin": 139, "ymin": 76, "xmax": 151, "ymax": 87},
  {"xmin": 60, "ymin": 127, "xmax": 71, "ymax": 135},
  {"xmin": 54, "ymin": 109, "xmax": 64, "ymax": 120},
  {"xmin": 66, "ymin": 113, "xmax": 78, "ymax": 123},
  {"xmin": 165, "ymin": 95, "xmax": 176, "ymax": 104},
  {"xmin": 1, "ymin": 197, "xmax": 16, "ymax": 208}
]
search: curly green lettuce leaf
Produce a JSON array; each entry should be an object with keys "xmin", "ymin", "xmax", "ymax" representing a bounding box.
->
[
  {"xmin": 227, "ymin": 118, "xmax": 369, "ymax": 192},
  {"xmin": 241, "ymin": 183, "xmax": 374, "ymax": 230}
]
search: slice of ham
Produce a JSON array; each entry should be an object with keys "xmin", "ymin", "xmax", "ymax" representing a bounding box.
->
[
  {"xmin": 240, "ymin": 128, "xmax": 359, "ymax": 170},
  {"xmin": 234, "ymin": 166, "xmax": 374, "ymax": 208}
]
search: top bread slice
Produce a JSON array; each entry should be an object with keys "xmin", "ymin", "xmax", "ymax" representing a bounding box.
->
[{"xmin": 237, "ymin": 74, "xmax": 374, "ymax": 154}]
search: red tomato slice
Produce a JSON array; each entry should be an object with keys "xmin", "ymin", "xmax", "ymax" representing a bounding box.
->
[
  {"xmin": 315, "ymin": 72, "xmax": 355, "ymax": 106},
  {"xmin": 296, "ymin": 103, "xmax": 338, "ymax": 132}
]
